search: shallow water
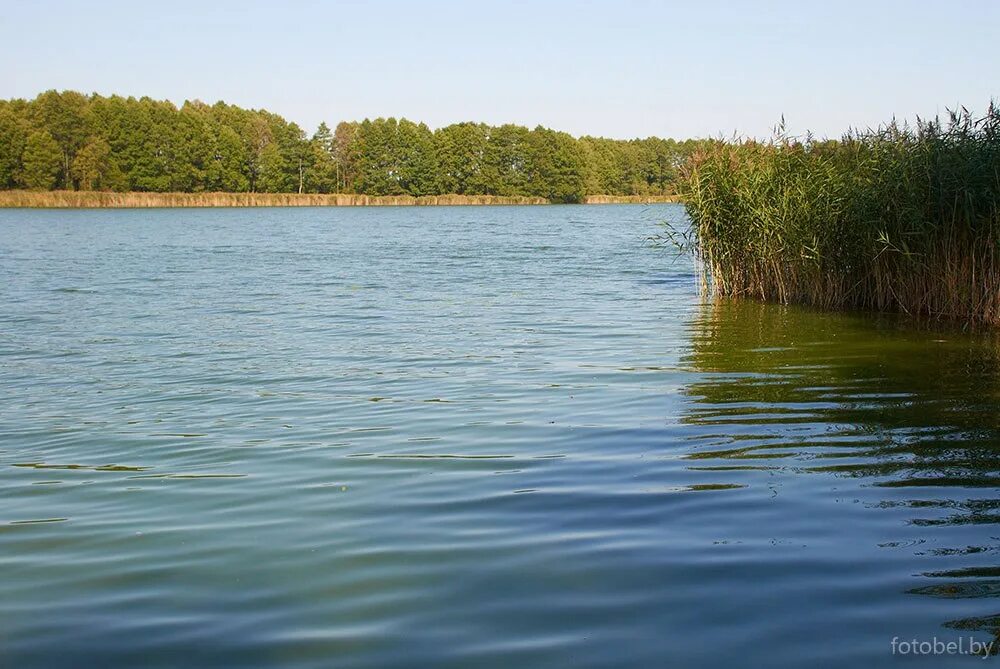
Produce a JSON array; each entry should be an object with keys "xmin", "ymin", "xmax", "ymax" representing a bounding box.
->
[{"xmin": 3, "ymin": 204, "xmax": 1000, "ymax": 667}]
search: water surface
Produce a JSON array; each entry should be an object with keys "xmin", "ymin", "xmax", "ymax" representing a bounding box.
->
[{"xmin": 3, "ymin": 204, "xmax": 1000, "ymax": 667}]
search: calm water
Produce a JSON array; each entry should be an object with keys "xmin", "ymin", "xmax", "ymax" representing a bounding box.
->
[{"xmin": 3, "ymin": 204, "xmax": 1000, "ymax": 667}]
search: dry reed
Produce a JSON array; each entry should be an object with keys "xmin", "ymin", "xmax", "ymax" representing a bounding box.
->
[
  {"xmin": 582, "ymin": 194, "xmax": 681, "ymax": 204},
  {"xmin": 0, "ymin": 191, "xmax": 551, "ymax": 208}
]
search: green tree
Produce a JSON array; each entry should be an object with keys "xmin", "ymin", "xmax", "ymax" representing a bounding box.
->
[
  {"xmin": 354, "ymin": 118, "xmax": 400, "ymax": 195},
  {"xmin": 482, "ymin": 124, "xmax": 532, "ymax": 196},
  {"xmin": 20, "ymin": 130, "xmax": 62, "ymax": 190},
  {"xmin": 241, "ymin": 115, "xmax": 272, "ymax": 192},
  {"xmin": 174, "ymin": 103, "xmax": 217, "ymax": 191},
  {"xmin": 0, "ymin": 108, "xmax": 27, "ymax": 188},
  {"xmin": 527, "ymin": 126, "xmax": 586, "ymax": 203},
  {"xmin": 213, "ymin": 125, "xmax": 249, "ymax": 191},
  {"xmin": 29, "ymin": 90, "xmax": 92, "ymax": 189},
  {"xmin": 308, "ymin": 122, "xmax": 338, "ymax": 193},
  {"xmin": 0, "ymin": 88, "xmax": 699, "ymax": 198},
  {"xmin": 71, "ymin": 137, "xmax": 125, "ymax": 191},
  {"xmin": 257, "ymin": 142, "xmax": 287, "ymax": 193},
  {"xmin": 435, "ymin": 123, "xmax": 489, "ymax": 194},
  {"xmin": 270, "ymin": 117, "xmax": 309, "ymax": 193},
  {"xmin": 396, "ymin": 119, "xmax": 437, "ymax": 195},
  {"xmin": 333, "ymin": 121, "xmax": 360, "ymax": 192},
  {"xmin": 579, "ymin": 136, "xmax": 625, "ymax": 195}
]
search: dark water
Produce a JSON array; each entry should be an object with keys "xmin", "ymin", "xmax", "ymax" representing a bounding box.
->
[{"xmin": 3, "ymin": 204, "xmax": 1000, "ymax": 667}]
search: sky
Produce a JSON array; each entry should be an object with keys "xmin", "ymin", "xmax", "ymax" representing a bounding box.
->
[{"xmin": 2, "ymin": 0, "xmax": 997, "ymax": 140}]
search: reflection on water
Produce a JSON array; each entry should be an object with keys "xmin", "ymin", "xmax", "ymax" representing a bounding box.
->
[
  {"xmin": 3, "ymin": 205, "xmax": 1000, "ymax": 667},
  {"xmin": 684, "ymin": 299, "xmax": 1000, "ymax": 654}
]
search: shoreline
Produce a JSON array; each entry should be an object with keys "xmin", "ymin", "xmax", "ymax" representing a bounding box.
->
[{"xmin": 0, "ymin": 191, "xmax": 681, "ymax": 209}]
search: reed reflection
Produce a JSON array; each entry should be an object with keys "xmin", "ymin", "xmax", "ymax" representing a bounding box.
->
[{"xmin": 682, "ymin": 299, "xmax": 1000, "ymax": 640}]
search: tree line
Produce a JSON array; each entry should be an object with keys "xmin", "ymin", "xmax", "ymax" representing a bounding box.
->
[{"xmin": 0, "ymin": 90, "xmax": 710, "ymax": 202}]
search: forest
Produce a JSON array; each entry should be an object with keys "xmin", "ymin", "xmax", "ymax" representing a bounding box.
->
[{"xmin": 0, "ymin": 90, "xmax": 708, "ymax": 203}]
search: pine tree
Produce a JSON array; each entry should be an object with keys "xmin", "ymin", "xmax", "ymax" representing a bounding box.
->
[{"xmin": 309, "ymin": 122, "xmax": 338, "ymax": 193}]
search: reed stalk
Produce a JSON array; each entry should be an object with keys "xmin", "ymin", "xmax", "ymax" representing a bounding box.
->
[{"xmin": 682, "ymin": 105, "xmax": 1000, "ymax": 323}]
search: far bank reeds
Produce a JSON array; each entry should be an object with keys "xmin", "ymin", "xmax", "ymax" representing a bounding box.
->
[
  {"xmin": 0, "ymin": 191, "xmax": 551, "ymax": 208},
  {"xmin": 683, "ymin": 105, "xmax": 1000, "ymax": 324},
  {"xmin": 0, "ymin": 191, "xmax": 683, "ymax": 208},
  {"xmin": 582, "ymin": 194, "xmax": 681, "ymax": 204}
]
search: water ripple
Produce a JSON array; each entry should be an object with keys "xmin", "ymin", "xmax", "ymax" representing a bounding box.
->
[{"xmin": 2, "ymin": 205, "xmax": 999, "ymax": 667}]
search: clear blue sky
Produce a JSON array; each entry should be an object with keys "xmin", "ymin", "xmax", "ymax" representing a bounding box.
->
[{"xmin": 2, "ymin": 0, "xmax": 997, "ymax": 139}]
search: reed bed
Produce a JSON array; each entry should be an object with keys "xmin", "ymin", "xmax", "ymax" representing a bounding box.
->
[
  {"xmin": 0, "ymin": 191, "xmax": 550, "ymax": 208},
  {"xmin": 582, "ymin": 194, "xmax": 681, "ymax": 204},
  {"xmin": 683, "ymin": 105, "xmax": 1000, "ymax": 323},
  {"xmin": 0, "ymin": 191, "xmax": 682, "ymax": 208}
]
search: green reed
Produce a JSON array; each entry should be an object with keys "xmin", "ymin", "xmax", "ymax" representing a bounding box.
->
[{"xmin": 683, "ymin": 104, "xmax": 1000, "ymax": 323}]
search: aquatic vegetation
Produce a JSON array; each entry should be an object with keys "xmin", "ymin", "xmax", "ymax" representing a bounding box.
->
[
  {"xmin": 0, "ymin": 190, "xmax": 679, "ymax": 208},
  {"xmin": 683, "ymin": 105, "xmax": 1000, "ymax": 323},
  {"xmin": 0, "ymin": 191, "xmax": 550, "ymax": 208}
]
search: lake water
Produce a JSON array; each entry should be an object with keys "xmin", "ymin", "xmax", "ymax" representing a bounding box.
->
[{"xmin": 3, "ymin": 204, "xmax": 1000, "ymax": 667}]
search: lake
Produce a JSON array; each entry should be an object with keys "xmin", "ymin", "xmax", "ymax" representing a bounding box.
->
[{"xmin": 3, "ymin": 204, "xmax": 1000, "ymax": 667}]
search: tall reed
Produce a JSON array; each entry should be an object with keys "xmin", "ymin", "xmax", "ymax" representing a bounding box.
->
[{"xmin": 683, "ymin": 105, "xmax": 1000, "ymax": 323}]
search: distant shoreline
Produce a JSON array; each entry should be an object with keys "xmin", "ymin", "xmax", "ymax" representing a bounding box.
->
[{"xmin": 0, "ymin": 191, "xmax": 681, "ymax": 209}]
